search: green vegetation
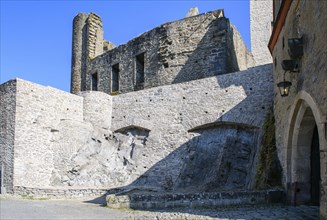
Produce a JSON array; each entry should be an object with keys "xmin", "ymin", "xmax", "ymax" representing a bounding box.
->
[
  {"xmin": 21, "ymin": 195, "xmax": 49, "ymax": 200},
  {"xmin": 255, "ymin": 109, "xmax": 282, "ymax": 189}
]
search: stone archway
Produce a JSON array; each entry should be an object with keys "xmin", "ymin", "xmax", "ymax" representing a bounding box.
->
[
  {"xmin": 291, "ymin": 106, "xmax": 320, "ymax": 205},
  {"xmin": 285, "ymin": 92, "xmax": 325, "ymax": 206}
]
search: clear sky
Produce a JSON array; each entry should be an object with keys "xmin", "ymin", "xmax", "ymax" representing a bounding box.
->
[{"xmin": 0, "ymin": 0, "xmax": 250, "ymax": 92}]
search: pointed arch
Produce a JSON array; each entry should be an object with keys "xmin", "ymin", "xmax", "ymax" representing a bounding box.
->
[{"xmin": 284, "ymin": 91, "xmax": 326, "ymax": 205}]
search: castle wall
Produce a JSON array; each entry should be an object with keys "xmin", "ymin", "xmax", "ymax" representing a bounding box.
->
[
  {"xmin": 1, "ymin": 64, "xmax": 272, "ymax": 196},
  {"xmin": 79, "ymin": 91, "xmax": 112, "ymax": 130},
  {"xmin": 227, "ymin": 24, "xmax": 255, "ymax": 73},
  {"xmin": 86, "ymin": 10, "xmax": 254, "ymax": 94},
  {"xmin": 110, "ymin": 64, "xmax": 272, "ymax": 192},
  {"xmin": 71, "ymin": 13, "xmax": 88, "ymax": 94},
  {"xmin": 12, "ymin": 79, "xmax": 84, "ymax": 188},
  {"xmin": 71, "ymin": 13, "xmax": 104, "ymax": 94},
  {"xmin": 0, "ymin": 80, "xmax": 17, "ymax": 193},
  {"xmin": 86, "ymin": 13, "xmax": 103, "ymax": 59},
  {"xmin": 272, "ymin": 0, "xmax": 327, "ymax": 216},
  {"xmin": 112, "ymin": 64, "xmax": 272, "ymax": 132},
  {"xmin": 250, "ymin": 0, "xmax": 273, "ymax": 65}
]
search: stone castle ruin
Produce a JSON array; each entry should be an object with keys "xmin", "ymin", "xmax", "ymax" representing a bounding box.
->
[
  {"xmin": 71, "ymin": 9, "xmax": 256, "ymax": 95},
  {"xmin": 0, "ymin": 3, "xmax": 279, "ymax": 206}
]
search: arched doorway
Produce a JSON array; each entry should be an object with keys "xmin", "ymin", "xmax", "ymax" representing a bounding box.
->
[{"xmin": 289, "ymin": 102, "xmax": 321, "ymax": 206}]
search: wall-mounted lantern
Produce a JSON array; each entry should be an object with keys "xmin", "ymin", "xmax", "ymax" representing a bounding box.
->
[
  {"xmin": 282, "ymin": 59, "xmax": 299, "ymax": 72},
  {"xmin": 277, "ymin": 37, "xmax": 304, "ymax": 97},
  {"xmin": 288, "ymin": 37, "xmax": 303, "ymax": 59},
  {"xmin": 277, "ymin": 71, "xmax": 292, "ymax": 97}
]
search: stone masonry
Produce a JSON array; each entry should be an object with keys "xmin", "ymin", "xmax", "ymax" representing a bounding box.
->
[
  {"xmin": 0, "ymin": 80, "xmax": 17, "ymax": 193},
  {"xmin": 0, "ymin": 4, "xmax": 277, "ymax": 207},
  {"xmin": 271, "ymin": 0, "xmax": 327, "ymax": 218},
  {"xmin": 1, "ymin": 63, "xmax": 272, "ymax": 196},
  {"xmin": 250, "ymin": 0, "xmax": 273, "ymax": 65},
  {"xmin": 71, "ymin": 13, "xmax": 104, "ymax": 94},
  {"xmin": 71, "ymin": 9, "xmax": 255, "ymax": 95},
  {"xmin": 3, "ymin": 2, "xmax": 326, "ymax": 217}
]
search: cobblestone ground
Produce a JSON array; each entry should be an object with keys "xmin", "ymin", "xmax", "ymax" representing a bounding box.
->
[
  {"xmin": 116, "ymin": 205, "xmax": 319, "ymax": 220},
  {"xmin": 0, "ymin": 196, "xmax": 319, "ymax": 220}
]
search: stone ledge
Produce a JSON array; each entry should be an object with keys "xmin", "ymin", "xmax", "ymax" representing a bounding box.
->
[
  {"xmin": 13, "ymin": 186, "xmax": 108, "ymax": 199},
  {"xmin": 106, "ymin": 190, "xmax": 285, "ymax": 210}
]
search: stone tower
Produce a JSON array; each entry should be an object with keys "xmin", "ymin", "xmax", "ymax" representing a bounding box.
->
[
  {"xmin": 71, "ymin": 13, "xmax": 104, "ymax": 94},
  {"xmin": 250, "ymin": 0, "xmax": 273, "ymax": 65}
]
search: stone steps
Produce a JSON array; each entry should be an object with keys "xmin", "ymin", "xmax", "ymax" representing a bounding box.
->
[{"xmin": 106, "ymin": 189, "xmax": 285, "ymax": 210}]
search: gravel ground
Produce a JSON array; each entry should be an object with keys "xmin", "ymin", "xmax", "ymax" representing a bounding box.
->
[{"xmin": 0, "ymin": 195, "xmax": 320, "ymax": 220}]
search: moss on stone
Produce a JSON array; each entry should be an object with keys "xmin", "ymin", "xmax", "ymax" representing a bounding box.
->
[
  {"xmin": 255, "ymin": 109, "xmax": 282, "ymax": 190},
  {"xmin": 21, "ymin": 195, "xmax": 49, "ymax": 200}
]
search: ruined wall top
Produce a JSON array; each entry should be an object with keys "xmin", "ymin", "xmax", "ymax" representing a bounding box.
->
[
  {"xmin": 86, "ymin": 13, "xmax": 104, "ymax": 59},
  {"xmin": 74, "ymin": 9, "xmax": 254, "ymax": 95},
  {"xmin": 71, "ymin": 5, "xmax": 276, "ymax": 95},
  {"xmin": 185, "ymin": 7, "xmax": 199, "ymax": 18},
  {"xmin": 71, "ymin": 12, "xmax": 104, "ymax": 94}
]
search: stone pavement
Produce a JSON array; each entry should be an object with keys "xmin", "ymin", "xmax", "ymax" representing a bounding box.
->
[{"xmin": 0, "ymin": 196, "xmax": 319, "ymax": 220}]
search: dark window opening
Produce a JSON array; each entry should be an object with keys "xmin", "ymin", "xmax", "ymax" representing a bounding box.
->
[
  {"xmin": 91, "ymin": 72, "xmax": 98, "ymax": 91},
  {"xmin": 111, "ymin": 64, "xmax": 119, "ymax": 94},
  {"xmin": 135, "ymin": 53, "xmax": 145, "ymax": 91}
]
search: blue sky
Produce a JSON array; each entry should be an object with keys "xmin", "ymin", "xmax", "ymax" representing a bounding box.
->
[{"xmin": 1, "ymin": 0, "xmax": 250, "ymax": 92}]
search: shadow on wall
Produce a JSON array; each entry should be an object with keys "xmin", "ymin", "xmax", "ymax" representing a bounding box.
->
[
  {"xmin": 171, "ymin": 16, "xmax": 242, "ymax": 84},
  {"xmin": 83, "ymin": 15, "xmax": 274, "ymax": 211},
  {"xmin": 84, "ymin": 61, "xmax": 275, "ymax": 209},
  {"xmin": 85, "ymin": 123, "xmax": 259, "ymax": 205},
  {"xmin": 84, "ymin": 62, "xmax": 273, "ymax": 213}
]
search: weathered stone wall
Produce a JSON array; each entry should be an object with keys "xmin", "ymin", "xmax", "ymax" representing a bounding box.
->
[
  {"xmin": 85, "ymin": 10, "xmax": 254, "ymax": 94},
  {"xmin": 107, "ymin": 190, "xmax": 284, "ymax": 210},
  {"xmin": 227, "ymin": 24, "xmax": 255, "ymax": 73},
  {"xmin": 272, "ymin": 0, "xmax": 327, "ymax": 217},
  {"xmin": 250, "ymin": 0, "xmax": 273, "ymax": 65},
  {"xmin": 103, "ymin": 40, "xmax": 116, "ymax": 52},
  {"xmin": 0, "ymin": 80, "xmax": 17, "ymax": 193},
  {"xmin": 86, "ymin": 13, "xmax": 103, "ymax": 59},
  {"xmin": 175, "ymin": 125, "xmax": 259, "ymax": 192},
  {"xmin": 13, "ymin": 79, "xmax": 84, "ymax": 188},
  {"xmin": 78, "ymin": 91, "xmax": 112, "ymax": 130},
  {"xmin": 0, "ymin": 64, "xmax": 273, "ymax": 195},
  {"xmin": 13, "ymin": 186, "xmax": 108, "ymax": 198},
  {"xmin": 71, "ymin": 13, "xmax": 88, "ymax": 94},
  {"xmin": 71, "ymin": 13, "xmax": 104, "ymax": 94},
  {"xmin": 10, "ymin": 80, "xmax": 114, "ymax": 190},
  {"xmin": 110, "ymin": 64, "xmax": 273, "ymax": 192}
]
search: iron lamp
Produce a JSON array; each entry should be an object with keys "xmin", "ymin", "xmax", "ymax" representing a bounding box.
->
[
  {"xmin": 277, "ymin": 81, "xmax": 292, "ymax": 97},
  {"xmin": 277, "ymin": 71, "xmax": 292, "ymax": 97}
]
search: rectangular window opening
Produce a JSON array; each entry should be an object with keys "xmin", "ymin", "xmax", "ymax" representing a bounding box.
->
[
  {"xmin": 135, "ymin": 53, "xmax": 145, "ymax": 91},
  {"xmin": 111, "ymin": 64, "xmax": 119, "ymax": 94},
  {"xmin": 91, "ymin": 72, "xmax": 98, "ymax": 91}
]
